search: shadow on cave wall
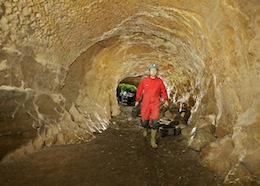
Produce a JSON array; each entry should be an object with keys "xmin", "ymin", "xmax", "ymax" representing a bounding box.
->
[{"xmin": 0, "ymin": 130, "xmax": 37, "ymax": 160}]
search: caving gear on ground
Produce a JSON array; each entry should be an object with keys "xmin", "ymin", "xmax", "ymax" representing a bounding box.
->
[
  {"xmin": 159, "ymin": 124, "xmax": 181, "ymax": 137},
  {"xmin": 149, "ymin": 64, "xmax": 158, "ymax": 70},
  {"xmin": 151, "ymin": 129, "xmax": 158, "ymax": 148}
]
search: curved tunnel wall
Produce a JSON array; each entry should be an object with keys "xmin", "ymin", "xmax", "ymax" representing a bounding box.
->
[{"xmin": 0, "ymin": 0, "xmax": 259, "ymax": 183}]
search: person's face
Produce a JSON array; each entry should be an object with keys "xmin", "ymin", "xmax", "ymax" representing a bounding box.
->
[{"xmin": 149, "ymin": 68, "xmax": 157, "ymax": 77}]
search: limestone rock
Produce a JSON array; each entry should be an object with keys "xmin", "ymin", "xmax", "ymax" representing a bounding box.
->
[
  {"xmin": 194, "ymin": 118, "xmax": 215, "ymax": 134},
  {"xmin": 44, "ymin": 137, "xmax": 54, "ymax": 147},
  {"xmin": 0, "ymin": 0, "xmax": 259, "ymax": 183},
  {"xmin": 181, "ymin": 126, "xmax": 193, "ymax": 140},
  {"xmin": 164, "ymin": 110, "xmax": 173, "ymax": 118},
  {"xmin": 56, "ymin": 133, "xmax": 65, "ymax": 145},
  {"xmin": 225, "ymin": 94, "xmax": 260, "ymax": 182},
  {"xmin": 187, "ymin": 128, "xmax": 216, "ymax": 151},
  {"xmin": 201, "ymin": 136, "xmax": 233, "ymax": 176},
  {"xmin": 178, "ymin": 123, "xmax": 188, "ymax": 130},
  {"xmin": 32, "ymin": 137, "xmax": 44, "ymax": 150}
]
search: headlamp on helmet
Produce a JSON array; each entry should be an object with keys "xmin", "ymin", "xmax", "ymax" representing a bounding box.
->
[{"xmin": 149, "ymin": 64, "xmax": 158, "ymax": 70}]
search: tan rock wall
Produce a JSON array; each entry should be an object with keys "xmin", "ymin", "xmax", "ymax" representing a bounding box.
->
[{"xmin": 0, "ymin": 0, "xmax": 259, "ymax": 183}]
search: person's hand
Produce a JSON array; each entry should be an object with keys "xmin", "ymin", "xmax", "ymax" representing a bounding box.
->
[
  {"xmin": 163, "ymin": 100, "xmax": 169, "ymax": 107},
  {"xmin": 135, "ymin": 101, "xmax": 139, "ymax": 107}
]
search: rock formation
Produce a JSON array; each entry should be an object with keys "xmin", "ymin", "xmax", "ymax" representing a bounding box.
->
[{"xmin": 0, "ymin": 0, "xmax": 259, "ymax": 184}]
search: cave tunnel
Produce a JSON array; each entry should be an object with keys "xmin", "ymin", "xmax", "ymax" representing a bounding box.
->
[
  {"xmin": 116, "ymin": 79, "xmax": 137, "ymax": 106},
  {"xmin": 0, "ymin": 0, "xmax": 260, "ymax": 185}
]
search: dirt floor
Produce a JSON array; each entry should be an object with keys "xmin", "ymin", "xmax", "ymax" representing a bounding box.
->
[{"xmin": 0, "ymin": 105, "xmax": 258, "ymax": 186}]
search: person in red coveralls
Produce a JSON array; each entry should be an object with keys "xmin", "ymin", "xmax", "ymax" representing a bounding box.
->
[{"xmin": 135, "ymin": 64, "xmax": 169, "ymax": 148}]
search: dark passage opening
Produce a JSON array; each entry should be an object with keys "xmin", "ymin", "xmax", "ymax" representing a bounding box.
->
[{"xmin": 116, "ymin": 78, "xmax": 139, "ymax": 106}]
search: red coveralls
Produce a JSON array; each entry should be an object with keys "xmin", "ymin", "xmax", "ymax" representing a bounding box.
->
[{"xmin": 136, "ymin": 76, "xmax": 168, "ymax": 122}]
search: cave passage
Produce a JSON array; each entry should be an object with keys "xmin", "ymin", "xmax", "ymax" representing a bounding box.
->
[
  {"xmin": 116, "ymin": 81, "xmax": 137, "ymax": 106},
  {"xmin": 0, "ymin": 0, "xmax": 259, "ymax": 184},
  {"xmin": 0, "ymin": 105, "xmax": 225, "ymax": 186}
]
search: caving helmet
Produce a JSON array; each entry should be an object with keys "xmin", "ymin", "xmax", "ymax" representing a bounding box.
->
[{"xmin": 149, "ymin": 64, "xmax": 158, "ymax": 70}]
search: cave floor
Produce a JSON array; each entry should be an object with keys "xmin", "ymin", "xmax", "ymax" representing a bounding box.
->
[{"xmin": 0, "ymin": 105, "xmax": 242, "ymax": 186}]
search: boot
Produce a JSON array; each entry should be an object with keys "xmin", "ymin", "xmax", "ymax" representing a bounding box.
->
[
  {"xmin": 143, "ymin": 128, "xmax": 148, "ymax": 137},
  {"xmin": 151, "ymin": 129, "xmax": 158, "ymax": 148}
]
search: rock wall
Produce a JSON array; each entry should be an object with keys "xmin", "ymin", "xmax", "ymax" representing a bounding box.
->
[{"xmin": 0, "ymin": 0, "xmax": 259, "ymax": 183}]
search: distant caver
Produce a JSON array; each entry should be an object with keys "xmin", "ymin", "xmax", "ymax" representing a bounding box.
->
[{"xmin": 135, "ymin": 64, "xmax": 169, "ymax": 148}]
